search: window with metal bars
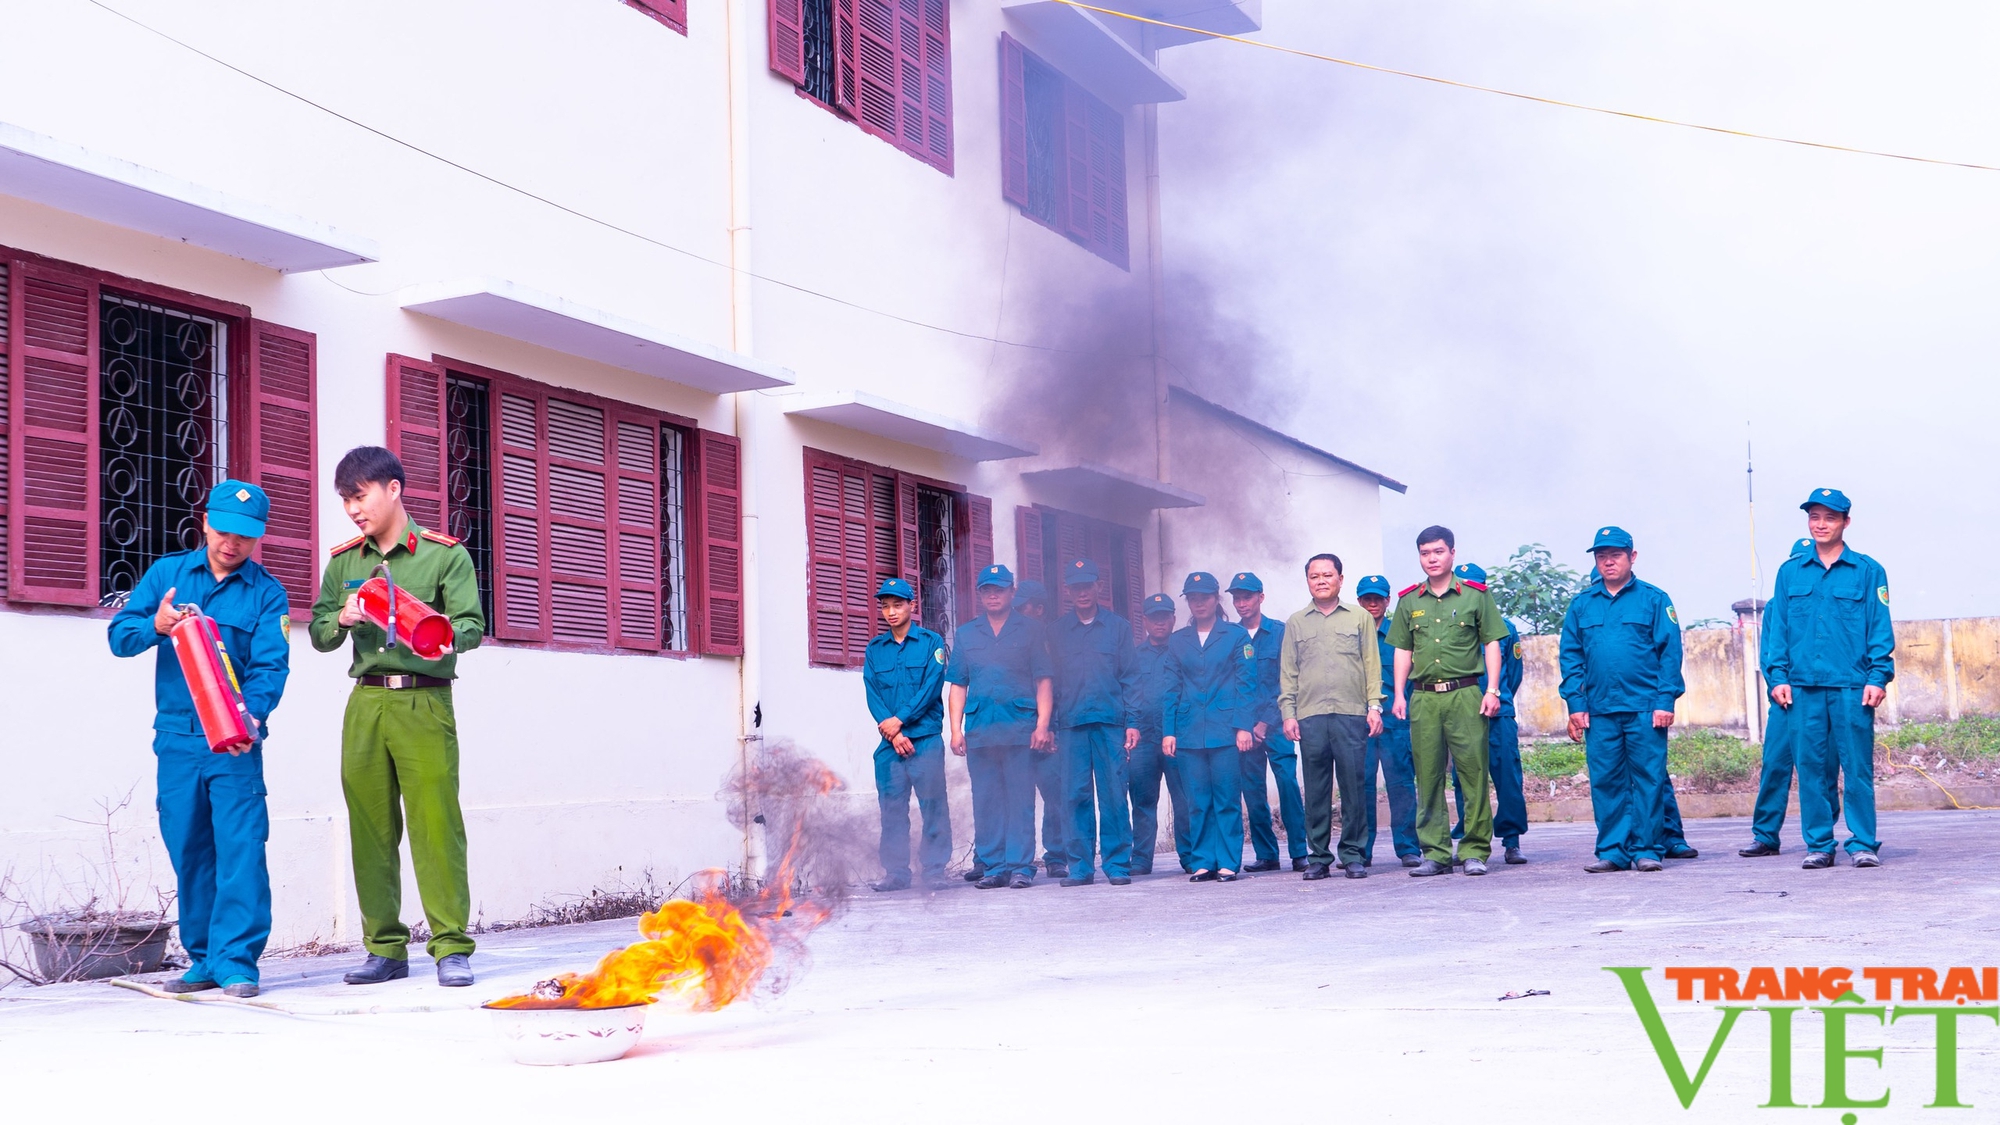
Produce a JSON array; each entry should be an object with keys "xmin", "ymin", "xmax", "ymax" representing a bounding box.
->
[
  {"xmin": 1000, "ymin": 34, "xmax": 1130, "ymax": 269},
  {"xmin": 1022, "ymin": 54, "xmax": 1064, "ymax": 229},
  {"xmin": 768, "ymin": 0, "xmax": 954, "ymax": 174},
  {"xmin": 445, "ymin": 374, "xmax": 494, "ymax": 628},
  {"xmin": 99, "ymin": 296, "xmax": 229, "ymax": 604}
]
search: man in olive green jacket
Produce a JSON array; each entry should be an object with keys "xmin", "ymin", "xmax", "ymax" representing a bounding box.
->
[{"xmin": 310, "ymin": 446, "xmax": 485, "ymax": 987}]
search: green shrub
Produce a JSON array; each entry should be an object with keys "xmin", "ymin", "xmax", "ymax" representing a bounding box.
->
[
  {"xmin": 1876, "ymin": 716, "xmax": 2000, "ymax": 761},
  {"xmin": 1523, "ymin": 742, "xmax": 1586, "ymax": 779},
  {"xmin": 1668, "ymin": 728, "xmax": 1761, "ymax": 787}
]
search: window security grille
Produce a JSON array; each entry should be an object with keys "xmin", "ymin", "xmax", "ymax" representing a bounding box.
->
[{"xmin": 446, "ymin": 374, "xmax": 495, "ymax": 628}]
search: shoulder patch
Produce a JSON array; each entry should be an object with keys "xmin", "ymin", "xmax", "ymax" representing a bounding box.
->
[
  {"xmin": 279, "ymin": 614, "xmax": 292, "ymax": 642},
  {"xmin": 934, "ymin": 646, "xmax": 947, "ymax": 664},
  {"xmin": 1511, "ymin": 640, "xmax": 1522, "ymax": 660},
  {"xmin": 1877, "ymin": 585, "xmax": 1889, "ymax": 606},
  {"xmin": 1397, "ymin": 582, "xmax": 1422, "ymax": 597},
  {"xmin": 420, "ymin": 529, "xmax": 461, "ymax": 547},
  {"xmin": 1666, "ymin": 605, "xmax": 1678, "ymax": 625},
  {"xmin": 330, "ymin": 534, "xmax": 365, "ymax": 556},
  {"xmin": 1461, "ymin": 580, "xmax": 1488, "ymax": 592}
]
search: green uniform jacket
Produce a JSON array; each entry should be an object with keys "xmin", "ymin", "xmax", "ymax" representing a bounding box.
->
[
  {"xmin": 1386, "ymin": 577, "xmax": 1508, "ymax": 683},
  {"xmin": 309, "ymin": 523, "xmax": 485, "ymax": 678}
]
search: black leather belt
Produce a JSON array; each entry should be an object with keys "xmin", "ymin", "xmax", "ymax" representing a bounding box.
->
[
  {"xmin": 1416, "ymin": 676, "xmax": 1482, "ymax": 694},
  {"xmin": 359, "ymin": 674, "xmax": 453, "ymax": 690}
]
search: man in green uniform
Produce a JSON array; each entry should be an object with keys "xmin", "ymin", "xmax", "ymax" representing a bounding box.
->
[
  {"xmin": 1389, "ymin": 526, "xmax": 1508, "ymax": 877},
  {"xmin": 309, "ymin": 446, "xmax": 485, "ymax": 987}
]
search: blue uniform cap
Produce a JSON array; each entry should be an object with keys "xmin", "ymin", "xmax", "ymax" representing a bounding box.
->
[
  {"xmin": 1354, "ymin": 574, "xmax": 1391, "ymax": 599},
  {"xmin": 1142, "ymin": 593, "xmax": 1176, "ymax": 616},
  {"xmin": 1590, "ymin": 525, "xmax": 1635, "ymax": 552},
  {"xmin": 1452, "ymin": 563, "xmax": 1487, "ymax": 584},
  {"xmin": 1801, "ymin": 488, "xmax": 1852, "ymax": 514},
  {"xmin": 1225, "ymin": 571, "xmax": 1263, "ymax": 594},
  {"xmin": 1012, "ymin": 579, "xmax": 1047, "ymax": 607},
  {"xmin": 1182, "ymin": 571, "xmax": 1220, "ymax": 595},
  {"xmin": 976, "ymin": 563, "xmax": 1015, "ymax": 589},
  {"xmin": 875, "ymin": 577, "xmax": 914, "ymax": 600},
  {"xmin": 1064, "ymin": 559, "xmax": 1100, "ymax": 586},
  {"xmin": 206, "ymin": 479, "xmax": 269, "ymax": 538}
]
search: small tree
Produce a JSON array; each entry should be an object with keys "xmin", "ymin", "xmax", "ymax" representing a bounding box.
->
[{"xmin": 1486, "ymin": 544, "xmax": 1583, "ymax": 636}]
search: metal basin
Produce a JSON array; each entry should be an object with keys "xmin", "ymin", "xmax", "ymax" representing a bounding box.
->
[{"xmin": 482, "ymin": 1001, "xmax": 651, "ymax": 1065}]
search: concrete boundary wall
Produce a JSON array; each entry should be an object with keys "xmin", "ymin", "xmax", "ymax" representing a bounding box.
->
[{"xmin": 1513, "ymin": 616, "xmax": 2000, "ymax": 740}]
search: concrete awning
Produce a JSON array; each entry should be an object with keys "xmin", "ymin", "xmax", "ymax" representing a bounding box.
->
[
  {"xmin": 1021, "ymin": 461, "xmax": 1204, "ymax": 509},
  {"xmin": 1093, "ymin": 0, "xmax": 1263, "ymax": 49},
  {"xmin": 1000, "ymin": 2, "xmax": 1187, "ymax": 105},
  {"xmin": 786, "ymin": 391, "xmax": 1038, "ymax": 462},
  {"xmin": 0, "ymin": 122, "xmax": 378, "ymax": 272},
  {"xmin": 401, "ymin": 279, "xmax": 794, "ymax": 394}
]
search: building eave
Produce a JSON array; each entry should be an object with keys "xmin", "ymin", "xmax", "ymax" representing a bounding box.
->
[
  {"xmin": 1169, "ymin": 385, "xmax": 1408, "ymax": 493},
  {"xmin": 785, "ymin": 391, "xmax": 1038, "ymax": 462}
]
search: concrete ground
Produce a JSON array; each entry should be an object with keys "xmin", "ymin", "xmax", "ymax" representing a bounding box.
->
[{"xmin": 3, "ymin": 810, "xmax": 1995, "ymax": 1123}]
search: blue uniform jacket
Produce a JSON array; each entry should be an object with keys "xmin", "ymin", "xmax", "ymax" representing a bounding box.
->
[
  {"xmin": 1049, "ymin": 609, "xmax": 1138, "ymax": 729},
  {"xmin": 1161, "ymin": 621, "xmax": 1256, "ymax": 748},
  {"xmin": 1375, "ymin": 616, "xmax": 1407, "ymax": 730},
  {"xmin": 1128, "ymin": 639, "xmax": 1174, "ymax": 741},
  {"xmin": 1244, "ymin": 617, "xmax": 1285, "ymax": 730},
  {"xmin": 862, "ymin": 624, "xmax": 947, "ymax": 753},
  {"xmin": 107, "ymin": 549, "xmax": 292, "ymax": 746},
  {"xmin": 1761, "ymin": 547, "xmax": 1895, "ymax": 689},
  {"xmin": 1558, "ymin": 576, "xmax": 1684, "ymax": 715},
  {"xmin": 946, "ymin": 612, "xmax": 1053, "ymax": 750},
  {"xmin": 1496, "ymin": 620, "xmax": 1524, "ymax": 719}
]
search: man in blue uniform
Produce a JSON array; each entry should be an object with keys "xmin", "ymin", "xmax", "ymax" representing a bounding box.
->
[
  {"xmin": 947, "ymin": 565, "xmax": 1054, "ymax": 888},
  {"xmin": 1162, "ymin": 573, "xmax": 1257, "ymax": 881},
  {"xmin": 1448, "ymin": 564, "xmax": 1529, "ymax": 865},
  {"xmin": 1049, "ymin": 559, "xmax": 1142, "ymax": 886},
  {"xmin": 1746, "ymin": 489, "xmax": 1894, "ymax": 868},
  {"xmin": 1738, "ymin": 535, "xmax": 1827, "ymax": 857},
  {"xmin": 1355, "ymin": 575, "xmax": 1421, "ymax": 868},
  {"xmin": 108, "ymin": 482, "xmax": 292, "ymax": 998},
  {"xmin": 1127, "ymin": 595, "xmax": 1192, "ymax": 875},
  {"xmin": 863, "ymin": 578, "xmax": 951, "ymax": 891},
  {"xmin": 1013, "ymin": 579, "xmax": 1070, "ymax": 879},
  {"xmin": 1559, "ymin": 526, "xmax": 1685, "ymax": 872},
  {"xmin": 1228, "ymin": 573, "xmax": 1309, "ymax": 873}
]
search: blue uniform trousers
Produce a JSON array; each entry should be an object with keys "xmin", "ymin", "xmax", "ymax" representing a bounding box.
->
[
  {"xmin": 1791, "ymin": 686, "xmax": 1879, "ymax": 855},
  {"xmin": 1062, "ymin": 723, "xmax": 1133, "ymax": 879},
  {"xmin": 1451, "ymin": 715, "xmax": 1529, "ymax": 849},
  {"xmin": 1241, "ymin": 734, "xmax": 1308, "ymax": 862},
  {"xmin": 1363, "ymin": 721, "xmax": 1420, "ymax": 861},
  {"xmin": 1583, "ymin": 713, "xmax": 1669, "ymax": 865},
  {"xmin": 1179, "ymin": 745, "xmax": 1246, "ymax": 874},
  {"xmin": 968, "ymin": 745, "xmax": 1038, "ymax": 878},
  {"xmin": 874, "ymin": 736, "xmax": 952, "ymax": 884},
  {"xmin": 1127, "ymin": 738, "xmax": 1191, "ymax": 873},
  {"xmin": 1035, "ymin": 748, "xmax": 1070, "ymax": 870},
  {"xmin": 1663, "ymin": 779, "xmax": 1689, "ymax": 848},
  {"xmin": 155, "ymin": 737, "xmax": 272, "ymax": 985},
  {"xmin": 1748, "ymin": 698, "xmax": 1836, "ymax": 849}
]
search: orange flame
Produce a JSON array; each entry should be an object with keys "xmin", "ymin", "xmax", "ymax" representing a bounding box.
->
[{"xmin": 490, "ymin": 753, "xmax": 842, "ymax": 1012}]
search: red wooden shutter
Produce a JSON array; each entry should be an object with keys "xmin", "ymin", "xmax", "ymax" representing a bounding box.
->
[
  {"xmin": 1120, "ymin": 525, "xmax": 1146, "ymax": 640},
  {"xmin": 1014, "ymin": 505, "xmax": 1043, "ymax": 584},
  {"xmin": 245, "ymin": 322, "xmax": 317, "ymax": 612},
  {"xmin": 0, "ymin": 262, "xmax": 10, "ymax": 600},
  {"xmin": 999, "ymin": 34, "xmax": 1029, "ymax": 207},
  {"xmin": 968, "ymin": 493, "xmax": 993, "ymax": 572},
  {"xmin": 544, "ymin": 395, "xmax": 615, "ymax": 647},
  {"xmin": 627, "ymin": 0, "xmax": 687, "ymax": 33},
  {"xmin": 833, "ymin": 0, "xmax": 859, "ymax": 113},
  {"xmin": 1062, "ymin": 80, "xmax": 1093, "ymax": 243},
  {"xmin": 865, "ymin": 468, "xmax": 899, "ymax": 642},
  {"xmin": 5, "ymin": 261, "xmax": 100, "ymax": 606},
  {"xmin": 854, "ymin": 0, "xmax": 900, "ymax": 143},
  {"xmin": 918, "ymin": 0, "xmax": 954, "ymax": 173},
  {"xmin": 696, "ymin": 430, "xmax": 743, "ymax": 656},
  {"xmin": 385, "ymin": 355, "xmax": 447, "ymax": 534},
  {"xmin": 1089, "ymin": 99, "xmax": 1130, "ymax": 268},
  {"xmin": 768, "ymin": 0, "xmax": 806, "ymax": 83},
  {"xmin": 1086, "ymin": 519, "xmax": 1114, "ymax": 607},
  {"xmin": 611, "ymin": 412, "xmax": 663, "ymax": 651},
  {"xmin": 895, "ymin": 473, "xmax": 922, "ymax": 622},
  {"xmin": 804, "ymin": 450, "xmax": 865, "ymax": 666},
  {"xmin": 1052, "ymin": 509, "xmax": 1087, "ymax": 613},
  {"xmin": 491, "ymin": 385, "xmax": 548, "ymax": 642}
]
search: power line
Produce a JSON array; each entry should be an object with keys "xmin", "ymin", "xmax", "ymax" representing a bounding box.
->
[
  {"xmin": 78, "ymin": 0, "xmax": 1144, "ymax": 356},
  {"xmin": 1061, "ymin": 0, "xmax": 2000, "ymax": 174}
]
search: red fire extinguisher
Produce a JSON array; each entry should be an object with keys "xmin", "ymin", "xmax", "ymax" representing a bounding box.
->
[
  {"xmin": 357, "ymin": 563, "xmax": 455, "ymax": 661},
  {"xmin": 169, "ymin": 606, "xmax": 256, "ymax": 753}
]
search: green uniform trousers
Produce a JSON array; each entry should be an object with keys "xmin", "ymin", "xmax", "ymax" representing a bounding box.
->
[
  {"xmin": 340, "ymin": 685, "xmax": 474, "ymax": 960},
  {"xmin": 1410, "ymin": 686, "xmax": 1492, "ymax": 862}
]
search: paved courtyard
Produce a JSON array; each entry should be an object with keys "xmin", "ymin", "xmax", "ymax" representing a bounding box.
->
[{"xmin": 3, "ymin": 810, "xmax": 1994, "ymax": 1123}]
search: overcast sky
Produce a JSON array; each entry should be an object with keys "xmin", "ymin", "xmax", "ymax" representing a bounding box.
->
[{"xmin": 1155, "ymin": 2, "xmax": 2000, "ymax": 624}]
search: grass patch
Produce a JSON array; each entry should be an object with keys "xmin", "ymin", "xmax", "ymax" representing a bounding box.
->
[
  {"xmin": 1523, "ymin": 742, "xmax": 1585, "ymax": 779},
  {"xmin": 1876, "ymin": 716, "xmax": 2000, "ymax": 761},
  {"xmin": 1668, "ymin": 729, "xmax": 1761, "ymax": 788}
]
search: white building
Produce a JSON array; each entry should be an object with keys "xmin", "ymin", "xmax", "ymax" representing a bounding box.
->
[{"xmin": 0, "ymin": 0, "xmax": 1398, "ymax": 948}]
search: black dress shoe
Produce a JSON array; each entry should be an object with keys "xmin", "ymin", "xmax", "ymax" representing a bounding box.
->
[
  {"xmin": 1302, "ymin": 864, "xmax": 1331, "ymax": 881},
  {"xmin": 1243, "ymin": 859, "xmax": 1280, "ymax": 873},
  {"xmin": 1665, "ymin": 843, "xmax": 1699, "ymax": 860},
  {"xmin": 1216, "ymin": 871, "xmax": 1239, "ymax": 882},
  {"xmin": 871, "ymin": 879, "xmax": 911, "ymax": 892},
  {"xmin": 344, "ymin": 954, "xmax": 410, "ymax": 985},
  {"xmin": 436, "ymin": 954, "xmax": 474, "ymax": 988},
  {"xmin": 1107, "ymin": 876, "xmax": 1132, "ymax": 885},
  {"xmin": 1133, "ymin": 865, "xmax": 1154, "ymax": 876},
  {"xmin": 1503, "ymin": 847, "xmax": 1526, "ymax": 865},
  {"xmin": 1189, "ymin": 871, "xmax": 1218, "ymax": 882},
  {"xmin": 1409, "ymin": 860, "xmax": 1452, "ymax": 877},
  {"xmin": 1583, "ymin": 859, "xmax": 1627, "ymax": 873},
  {"xmin": 1738, "ymin": 841, "xmax": 1780, "ymax": 857},
  {"xmin": 1291, "ymin": 858, "xmax": 1309, "ymax": 872},
  {"xmin": 1400, "ymin": 855, "xmax": 1423, "ymax": 868},
  {"xmin": 1852, "ymin": 850, "xmax": 1881, "ymax": 868},
  {"xmin": 963, "ymin": 866, "xmax": 987, "ymax": 882},
  {"xmin": 1060, "ymin": 874, "xmax": 1095, "ymax": 887},
  {"xmin": 1344, "ymin": 865, "xmax": 1367, "ymax": 879},
  {"xmin": 1044, "ymin": 864, "xmax": 1070, "ymax": 880},
  {"xmin": 1633, "ymin": 857, "xmax": 1664, "ymax": 872},
  {"xmin": 1801, "ymin": 852, "xmax": 1835, "ymax": 870},
  {"xmin": 222, "ymin": 981, "xmax": 260, "ymax": 998},
  {"xmin": 1009, "ymin": 873, "xmax": 1035, "ymax": 888},
  {"xmin": 161, "ymin": 977, "xmax": 219, "ymax": 994},
  {"xmin": 975, "ymin": 874, "xmax": 1009, "ymax": 889}
]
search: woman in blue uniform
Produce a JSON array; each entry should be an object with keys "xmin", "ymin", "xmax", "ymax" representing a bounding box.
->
[{"xmin": 1161, "ymin": 572, "xmax": 1258, "ymax": 882}]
